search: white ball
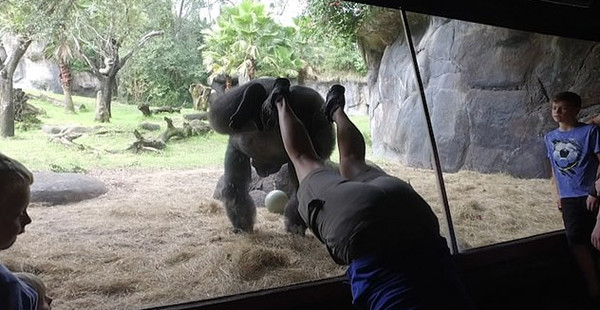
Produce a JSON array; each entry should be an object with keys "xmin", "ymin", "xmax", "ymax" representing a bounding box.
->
[{"xmin": 265, "ymin": 190, "xmax": 288, "ymax": 214}]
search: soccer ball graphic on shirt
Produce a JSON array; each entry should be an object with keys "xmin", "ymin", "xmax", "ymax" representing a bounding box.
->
[{"xmin": 552, "ymin": 140, "xmax": 581, "ymax": 176}]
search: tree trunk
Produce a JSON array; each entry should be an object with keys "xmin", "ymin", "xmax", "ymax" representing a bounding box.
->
[
  {"xmin": 110, "ymin": 75, "xmax": 118, "ymax": 99},
  {"xmin": 248, "ymin": 58, "xmax": 256, "ymax": 81},
  {"xmin": 225, "ymin": 75, "xmax": 233, "ymax": 90},
  {"xmin": 95, "ymin": 76, "xmax": 114, "ymax": 122},
  {"xmin": 0, "ymin": 37, "xmax": 32, "ymax": 137},
  {"xmin": 0, "ymin": 78, "xmax": 14, "ymax": 137},
  {"xmin": 59, "ymin": 63, "xmax": 75, "ymax": 113},
  {"xmin": 62, "ymin": 85, "xmax": 75, "ymax": 113},
  {"xmin": 78, "ymin": 30, "xmax": 163, "ymax": 123},
  {"xmin": 297, "ymin": 68, "xmax": 306, "ymax": 86}
]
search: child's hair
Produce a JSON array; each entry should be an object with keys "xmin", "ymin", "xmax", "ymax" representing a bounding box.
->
[
  {"xmin": 552, "ymin": 91, "xmax": 582, "ymax": 109},
  {"xmin": 0, "ymin": 153, "xmax": 33, "ymax": 200},
  {"xmin": 14, "ymin": 272, "xmax": 47, "ymax": 297}
]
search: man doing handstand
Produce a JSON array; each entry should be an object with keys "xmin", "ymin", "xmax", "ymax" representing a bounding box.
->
[{"xmin": 270, "ymin": 78, "xmax": 474, "ymax": 310}]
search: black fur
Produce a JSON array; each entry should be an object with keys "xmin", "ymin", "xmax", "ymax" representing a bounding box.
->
[{"xmin": 208, "ymin": 78, "xmax": 335, "ymax": 234}]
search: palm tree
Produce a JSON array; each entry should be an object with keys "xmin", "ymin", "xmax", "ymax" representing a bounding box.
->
[
  {"xmin": 200, "ymin": 0, "xmax": 302, "ymax": 87},
  {"xmin": 45, "ymin": 30, "xmax": 76, "ymax": 113}
]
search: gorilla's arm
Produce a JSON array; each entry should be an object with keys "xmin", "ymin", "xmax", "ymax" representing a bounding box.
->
[
  {"xmin": 222, "ymin": 140, "xmax": 256, "ymax": 232},
  {"xmin": 283, "ymin": 163, "xmax": 307, "ymax": 235}
]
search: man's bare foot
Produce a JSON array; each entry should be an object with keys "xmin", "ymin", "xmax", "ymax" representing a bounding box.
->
[
  {"xmin": 262, "ymin": 78, "xmax": 291, "ymax": 128},
  {"xmin": 325, "ymin": 84, "xmax": 345, "ymax": 122},
  {"xmin": 270, "ymin": 78, "xmax": 291, "ymax": 107}
]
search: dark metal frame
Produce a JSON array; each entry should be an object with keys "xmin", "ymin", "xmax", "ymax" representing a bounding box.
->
[{"xmin": 354, "ymin": 0, "xmax": 600, "ymax": 42}]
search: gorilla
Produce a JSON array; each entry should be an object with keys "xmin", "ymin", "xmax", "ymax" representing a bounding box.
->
[{"xmin": 208, "ymin": 78, "xmax": 335, "ymax": 234}]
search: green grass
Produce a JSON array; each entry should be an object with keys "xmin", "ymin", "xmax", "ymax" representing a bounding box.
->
[
  {"xmin": 1, "ymin": 91, "xmax": 229, "ymax": 172},
  {"xmin": 0, "ymin": 91, "xmax": 371, "ymax": 172}
]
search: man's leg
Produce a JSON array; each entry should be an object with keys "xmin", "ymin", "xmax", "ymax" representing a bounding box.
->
[
  {"xmin": 325, "ymin": 85, "xmax": 369, "ymax": 179},
  {"xmin": 273, "ymin": 78, "xmax": 325, "ymax": 183}
]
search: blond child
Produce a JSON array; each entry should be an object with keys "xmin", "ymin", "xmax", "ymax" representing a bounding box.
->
[{"xmin": 0, "ymin": 152, "xmax": 38, "ymax": 310}]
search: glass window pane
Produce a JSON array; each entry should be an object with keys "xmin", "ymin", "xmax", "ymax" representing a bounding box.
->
[{"xmin": 4, "ymin": 1, "xmax": 598, "ymax": 309}]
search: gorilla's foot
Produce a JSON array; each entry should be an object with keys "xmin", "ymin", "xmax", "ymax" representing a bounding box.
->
[
  {"xmin": 283, "ymin": 199, "xmax": 307, "ymax": 236},
  {"xmin": 261, "ymin": 78, "xmax": 291, "ymax": 129},
  {"xmin": 229, "ymin": 216, "xmax": 255, "ymax": 234},
  {"xmin": 285, "ymin": 223, "xmax": 306, "ymax": 236},
  {"xmin": 232, "ymin": 226, "xmax": 254, "ymax": 234},
  {"xmin": 325, "ymin": 84, "xmax": 346, "ymax": 122},
  {"xmin": 229, "ymin": 83, "xmax": 267, "ymax": 131}
]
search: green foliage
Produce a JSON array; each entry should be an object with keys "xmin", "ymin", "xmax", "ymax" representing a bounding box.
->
[
  {"xmin": 72, "ymin": 0, "xmax": 172, "ymax": 71},
  {"xmin": 303, "ymin": 0, "xmax": 372, "ymax": 41},
  {"xmin": 49, "ymin": 163, "xmax": 87, "ymax": 173},
  {"xmin": 76, "ymin": 0, "xmax": 167, "ymax": 43},
  {"xmin": 119, "ymin": 30, "xmax": 207, "ymax": 108},
  {"xmin": 200, "ymin": 0, "xmax": 303, "ymax": 80},
  {"xmin": 0, "ymin": 0, "xmax": 69, "ymax": 38},
  {"xmin": 65, "ymin": 0, "xmax": 210, "ymax": 109},
  {"xmin": 15, "ymin": 114, "xmax": 42, "ymax": 132},
  {"xmin": 292, "ymin": 14, "xmax": 365, "ymax": 76},
  {"xmin": 290, "ymin": 0, "xmax": 371, "ymax": 75}
]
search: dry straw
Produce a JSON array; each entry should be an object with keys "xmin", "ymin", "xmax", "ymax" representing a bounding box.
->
[{"xmin": 0, "ymin": 163, "xmax": 561, "ymax": 310}]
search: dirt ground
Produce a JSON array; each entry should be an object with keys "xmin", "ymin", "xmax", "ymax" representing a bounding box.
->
[{"xmin": 0, "ymin": 162, "xmax": 564, "ymax": 310}]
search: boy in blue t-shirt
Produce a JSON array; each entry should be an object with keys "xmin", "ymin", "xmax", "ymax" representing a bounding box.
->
[{"xmin": 545, "ymin": 91, "xmax": 600, "ymax": 302}]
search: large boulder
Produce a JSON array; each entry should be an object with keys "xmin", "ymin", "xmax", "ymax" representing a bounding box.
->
[
  {"xmin": 30, "ymin": 172, "xmax": 108, "ymax": 206},
  {"xmin": 360, "ymin": 11, "xmax": 600, "ymax": 178},
  {"xmin": 71, "ymin": 72, "xmax": 101, "ymax": 97}
]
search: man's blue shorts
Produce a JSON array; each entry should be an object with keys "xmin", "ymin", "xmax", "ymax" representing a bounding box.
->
[{"xmin": 347, "ymin": 240, "xmax": 474, "ymax": 310}]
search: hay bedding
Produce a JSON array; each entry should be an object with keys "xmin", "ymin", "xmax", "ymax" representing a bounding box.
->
[{"xmin": 0, "ymin": 163, "xmax": 563, "ymax": 310}]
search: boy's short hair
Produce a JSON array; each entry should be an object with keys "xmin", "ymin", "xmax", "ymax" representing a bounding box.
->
[
  {"xmin": 0, "ymin": 153, "xmax": 33, "ymax": 204},
  {"xmin": 552, "ymin": 91, "xmax": 582, "ymax": 109}
]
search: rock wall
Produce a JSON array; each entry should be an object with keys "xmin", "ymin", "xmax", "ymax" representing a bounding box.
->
[
  {"xmin": 362, "ymin": 13, "xmax": 600, "ymax": 178},
  {"xmin": 304, "ymin": 79, "xmax": 368, "ymax": 116},
  {"xmin": 2, "ymin": 34, "xmax": 99, "ymax": 97},
  {"xmin": 3, "ymin": 34, "xmax": 62, "ymax": 93}
]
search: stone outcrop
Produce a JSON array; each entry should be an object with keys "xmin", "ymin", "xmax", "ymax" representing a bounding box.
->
[
  {"xmin": 2, "ymin": 34, "xmax": 99, "ymax": 98},
  {"xmin": 2, "ymin": 34, "xmax": 62, "ymax": 94},
  {"xmin": 30, "ymin": 172, "xmax": 108, "ymax": 206},
  {"xmin": 359, "ymin": 10, "xmax": 600, "ymax": 178},
  {"xmin": 304, "ymin": 79, "xmax": 368, "ymax": 116}
]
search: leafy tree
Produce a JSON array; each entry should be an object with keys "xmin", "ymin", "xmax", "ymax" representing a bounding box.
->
[
  {"xmin": 0, "ymin": 0, "xmax": 74, "ymax": 137},
  {"xmin": 303, "ymin": 0, "xmax": 371, "ymax": 42},
  {"xmin": 72, "ymin": 0, "xmax": 166, "ymax": 122},
  {"xmin": 295, "ymin": 0, "xmax": 369, "ymax": 76},
  {"xmin": 118, "ymin": 0, "xmax": 209, "ymax": 108},
  {"xmin": 119, "ymin": 33, "xmax": 207, "ymax": 108},
  {"xmin": 200, "ymin": 0, "xmax": 302, "ymax": 87}
]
